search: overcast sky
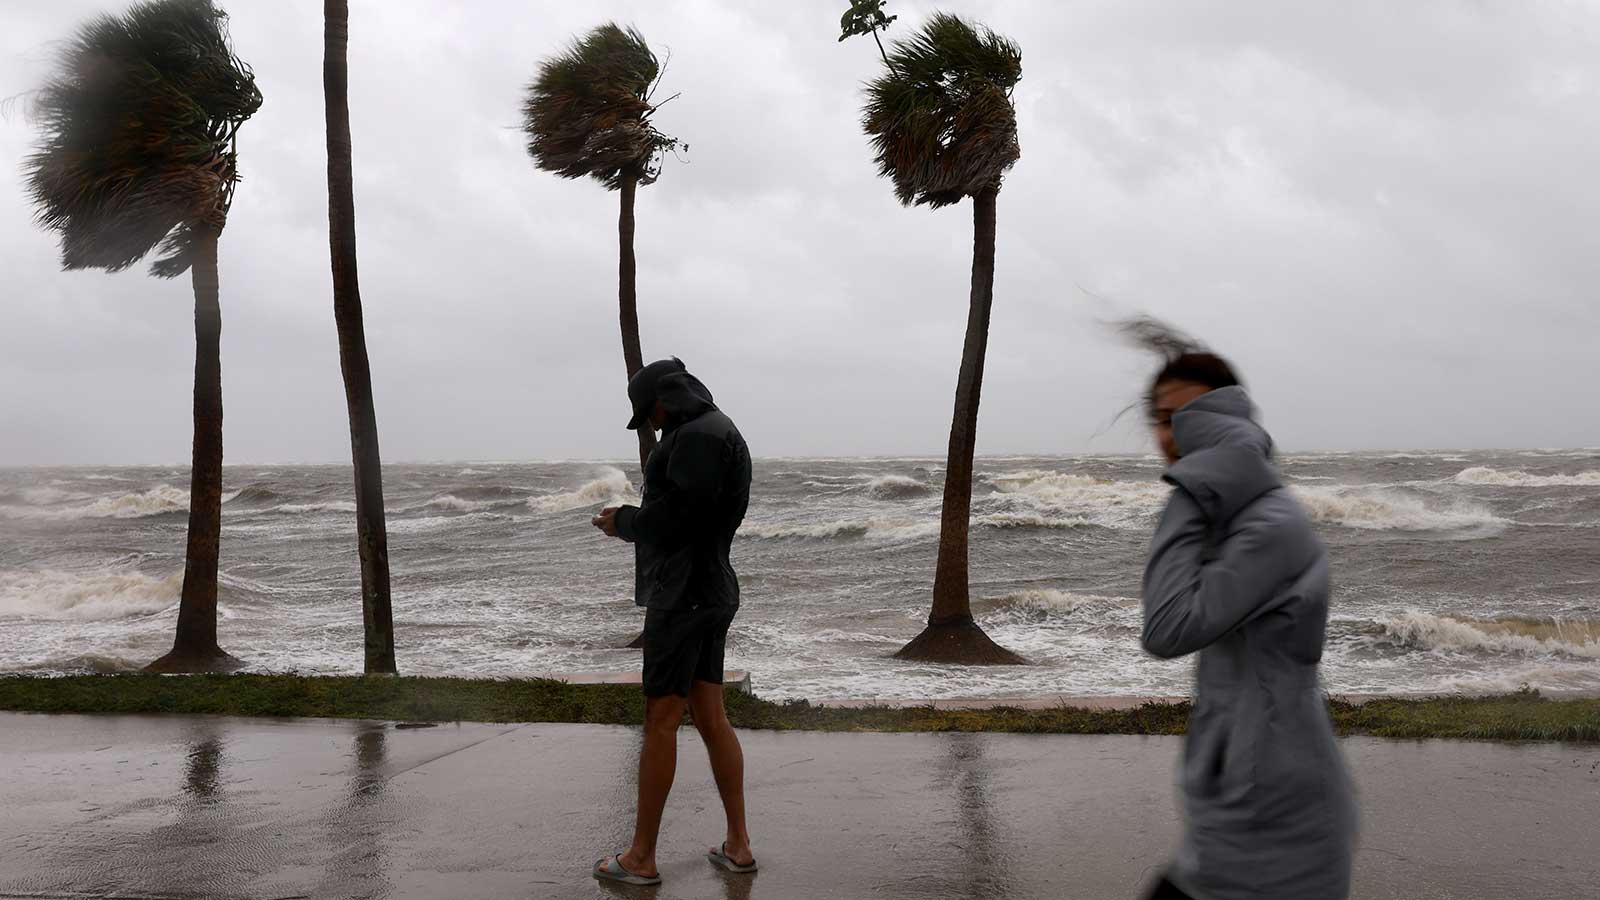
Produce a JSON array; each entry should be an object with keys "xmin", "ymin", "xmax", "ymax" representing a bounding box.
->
[{"xmin": 2, "ymin": 0, "xmax": 1597, "ymax": 465}]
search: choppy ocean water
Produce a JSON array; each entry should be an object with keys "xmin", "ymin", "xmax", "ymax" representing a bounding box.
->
[{"xmin": 2, "ymin": 450, "xmax": 1597, "ymax": 700}]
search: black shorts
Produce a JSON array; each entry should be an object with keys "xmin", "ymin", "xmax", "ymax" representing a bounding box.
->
[{"xmin": 641, "ymin": 603, "xmax": 737, "ymax": 698}]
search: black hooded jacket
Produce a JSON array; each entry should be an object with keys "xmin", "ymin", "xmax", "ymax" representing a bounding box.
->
[{"xmin": 613, "ymin": 371, "xmax": 751, "ymax": 610}]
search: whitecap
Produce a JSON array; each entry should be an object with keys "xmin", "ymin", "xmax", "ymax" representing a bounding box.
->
[
  {"xmin": 0, "ymin": 485, "xmax": 194, "ymax": 520},
  {"xmin": 1451, "ymin": 466, "xmax": 1600, "ymax": 488},
  {"xmin": 866, "ymin": 475, "xmax": 931, "ymax": 500},
  {"xmin": 276, "ymin": 501, "xmax": 358, "ymax": 514}
]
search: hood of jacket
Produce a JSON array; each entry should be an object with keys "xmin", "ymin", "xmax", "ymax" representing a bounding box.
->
[
  {"xmin": 657, "ymin": 371, "xmax": 717, "ymax": 430},
  {"xmin": 1164, "ymin": 385, "xmax": 1281, "ymax": 522}
]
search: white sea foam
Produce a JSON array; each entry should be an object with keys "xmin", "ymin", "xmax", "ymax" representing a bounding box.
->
[
  {"xmin": 0, "ymin": 569, "xmax": 179, "ymax": 621},
  {"xmin": 1376, "ymin": 611, "xmax": 1600, "ymax": 659},
  {"xmin": 1436, "ymin": 665, "xmax": 1600, "ymax": 694},
  {"xmin": 1289, "ymin": 486, "xmax": 1505, "ymax": 533},
  {"xmin": 276, "ymin": 501, "xmax": 358, "ymax": 514},
  {"xmin": 24, "ymin": 653, "xmax": 144, "ymax": 674},
  {"xmin": 1451, "ymin": 466, "xmax": 1600, "ymax": 488},
  {"xmin": 528, "ymin": 468, "xmax": 635, "ymax": 514},
  {"xmin": 972, "ymin": 512, "xmax": 1096, "ymax": 529},
  {"xmin": 740, "ymin": 516, "xmax": 940, "ymax": 543},
  {"xmin": 388, "ymin": 512, "xmax": 514, "ymax": 534},
  {"xmin": 982, "ymin": 589, "xmax": 1135, "ymax": 613}
]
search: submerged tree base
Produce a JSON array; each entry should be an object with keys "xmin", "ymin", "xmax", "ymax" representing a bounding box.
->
[
  {"xmin": 144, "ymin": 647, "xmax": 243, "ymax": 675},
  {"xmin": 894, "ymin": 618, "xmax": 1026, "ymax": 665}
]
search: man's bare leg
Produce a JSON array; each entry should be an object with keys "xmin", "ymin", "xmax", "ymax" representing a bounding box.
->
[
  {"xmin": 612, "ymin": 693, "xmax": 686, "ymax": 878},
  {"xmin": 688, "ymin": 680, "xmax": 754, "ymax": 865}
]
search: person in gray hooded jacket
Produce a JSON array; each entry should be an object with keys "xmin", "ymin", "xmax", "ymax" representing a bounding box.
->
[{"xmin": 1139, "ymin": 351, "xmax": 1357, "ymax": 900}]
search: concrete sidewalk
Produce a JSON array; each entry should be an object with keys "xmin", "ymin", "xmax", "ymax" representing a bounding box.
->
[{"xmin": 1, "ymin": 713, "xmax": 1596, "ymax": 899}]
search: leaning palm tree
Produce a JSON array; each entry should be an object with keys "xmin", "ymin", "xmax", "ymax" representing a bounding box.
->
[
  {"xmin": 522, "ymin": 23, "xmax": 683, "ymax": 474},
  {"xmin": 24, "ymin": 0, "xmax": 262, "ymax": 672},
  {"xmin": 863, "ymin": 13, "xmax": 1026, "ymax": 664},
  {"xmin": 323, "ymin": 0, "xmax": 395, "ymax": 674}
]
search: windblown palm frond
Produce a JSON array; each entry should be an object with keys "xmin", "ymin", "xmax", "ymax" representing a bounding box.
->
[
  {"xmin": 23, "ymin": 0, "xmax": 261, "ymax": 278},
  {"xmin": 522, "ymin": 23, "xmax": 682, "ymax": 190},
  {"xmin": 863, "ymin": 12, "xmax": 1021, "ymax": 208}
]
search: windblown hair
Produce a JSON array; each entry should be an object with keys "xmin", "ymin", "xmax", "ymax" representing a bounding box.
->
[
  {"xmin": 1118, "ymin": 316, "xmax": 1242, "ymax": 414},
  {"xmin": 24, "ymin": 0, "xmax": 261, "ymax": 278}
]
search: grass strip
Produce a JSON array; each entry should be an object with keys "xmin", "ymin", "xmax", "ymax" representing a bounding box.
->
[{"xmin": 1, "ymin": 675, "xmax": 1595, "ymax": 742}]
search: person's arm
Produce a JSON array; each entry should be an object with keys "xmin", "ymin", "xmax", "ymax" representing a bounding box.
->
[
  {"xmin": 612, "ymin": 432, "xmax": 726, "ymax": 544},
  {"xmin": 1140, "ymin": 488, "xmax": 1295, "ymax": 659}
]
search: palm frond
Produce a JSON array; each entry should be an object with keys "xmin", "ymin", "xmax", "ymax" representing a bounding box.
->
[
  {"xmin": 862, "ymin": 12, "xmax": 1021, "ymax": 208},
  {"xmin": 521, "ymin": 23, "xmax": 683, "ymax": 190},
  {"xmin": 23, "ymin": 0, "xmax": 262, "ymax": 278}
]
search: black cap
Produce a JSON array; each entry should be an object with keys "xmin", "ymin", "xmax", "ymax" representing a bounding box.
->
[{"xmin": 626, "ymin": 358, "xmax": 687, "ymax": 430}]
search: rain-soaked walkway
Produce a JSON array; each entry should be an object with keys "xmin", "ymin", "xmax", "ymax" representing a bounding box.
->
[{"xmin": 1, "ymin": 712, "xmax": 1596, "ymax": 899}]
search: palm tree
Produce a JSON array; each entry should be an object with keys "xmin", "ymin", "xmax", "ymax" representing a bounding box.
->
[
  {"xmin": 521, "ymin": 23, "xmax": 683, "ymax": 474},
  {"xmin": 863, "ymin": 13, "xmax": 1026, "ymax": 664},
  {"xmin": 323, "ymin": 0, "xmax": 395, "ymax": 674},
  {"xmin": 24, "ymin": 0, "xmax": 262, "ymax": 673}
]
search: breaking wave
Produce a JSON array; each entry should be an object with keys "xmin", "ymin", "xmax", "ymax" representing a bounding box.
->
[
  {"xmin": 867, "ymin": 475, "xmax": 931, "ymax": 500},
  {"xmin": 0, "ymin": 485, "xmax": 194, "ymax": 520},
  {"xmin": 0, "ymin": 569, "xmax": 180, "ymax": 621},
  {"xmin": 1374, "ymin": 612, "xmax": 1600, "ymax": 659},
  {"xmin": 228, "ymin": 484, "xmax": 283, "ymax": 504},
  {"xmin": 1451, "ymin": 467, "xmax": 1600, "ymax": 488},
  {"xmin": 1290, "ymin": 486, "xmax": 1504, "ymax": 533},
  {"xmin": 983, "ymin": 471, "xmax": 1169, "ymax": 529},
  {"xmin": 528, "ymin": 468, "xmax": 635, "ymax": 514},
  {"xmin": 419, "ymin": 493, "xmax": 500, "ymax": 513}
]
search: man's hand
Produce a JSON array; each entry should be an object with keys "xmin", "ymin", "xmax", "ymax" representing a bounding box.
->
[{"xmin": 592, "ymin": 507, "xmax": 620, "ymax": 538}]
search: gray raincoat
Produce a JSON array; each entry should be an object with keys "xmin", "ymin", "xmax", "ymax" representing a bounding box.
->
[{"xmin": 1142, "ymin": 386, "xmax": 1357, "ymax": 900}]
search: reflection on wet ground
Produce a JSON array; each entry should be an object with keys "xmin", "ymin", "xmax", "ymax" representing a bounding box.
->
[
  {"xmin": 933, "ymin": 734, "xmax": 1016, "ymax": 899},
  {"xmin": 1, "ymin": 714, "xmax": 1596, "ymax": 899},
  {"xmin": 313, "ymin": 723, "xmax": 392, "ymax": 900}
]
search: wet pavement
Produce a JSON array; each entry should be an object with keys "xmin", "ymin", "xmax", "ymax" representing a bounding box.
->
[{"xmin": 1, "ymin": 712, "xmax": 1596, "ymax": 899}]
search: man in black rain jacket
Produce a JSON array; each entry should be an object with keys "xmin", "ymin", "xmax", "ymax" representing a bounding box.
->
[{"xmin": 590, "ymin": 358, "xmax": 756, "ymax": 886}]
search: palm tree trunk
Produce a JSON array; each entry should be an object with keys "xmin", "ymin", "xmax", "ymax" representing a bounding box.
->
[
  {"xmin": 147, "ymin": 227, "xmax": 237, "ymax": 673},
  {"xmin": 895, "ymin": 186, "xmax": 1024, "ymax": 665},
  {"xmin": 620, "ymin": 172, "xmax": 656, "ymax": 650},
  {"xmin": 619, "ymin": 172, "xmax": 657, "ymax": 472},
  {"xmin": 325, "ymin": 0, "xmax": 396, "ymax": 675}
]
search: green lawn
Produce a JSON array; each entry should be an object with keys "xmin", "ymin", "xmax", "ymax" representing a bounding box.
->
[{"xmin": 1, "ymin": 675, "xmax": 1595, "ymax": 742}]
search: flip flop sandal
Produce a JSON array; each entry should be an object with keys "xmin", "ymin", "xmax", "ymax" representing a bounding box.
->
[
  {"xmin": 707, "ymin": 842, "xmax": 758, "ymax": 874},
  {"xmin": 594, "ymin": 854, "xmax": 662, "ymax": 886}
]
